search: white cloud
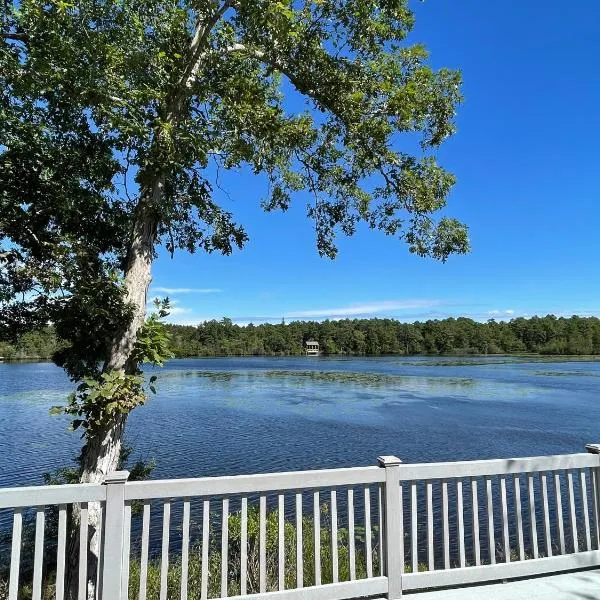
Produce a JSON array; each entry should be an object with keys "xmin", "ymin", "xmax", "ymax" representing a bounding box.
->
[
  {"xmin": 151, "ymin": 287, "xmax": 222, "ymax": 294},
  {"xmin": 166, "ymin": 306, "xmax": 193, "ymax": 317},
  {"xmin": 286, "ymin": 300, "xmax": 441, "ymax": 319},
  {"xmin": 488, "ymin": 309, "xmax": 518, "ymax": 320}
]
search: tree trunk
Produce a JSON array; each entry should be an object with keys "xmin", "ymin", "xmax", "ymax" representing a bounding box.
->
[{"xmin": 66, "ymin": 180, "xmax": 162, "ymax": 600}]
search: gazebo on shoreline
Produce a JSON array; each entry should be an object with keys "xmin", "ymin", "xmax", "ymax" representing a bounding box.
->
[{"xmin": 304, "ymin": 340, "xmax": 320, "ymax": 356}]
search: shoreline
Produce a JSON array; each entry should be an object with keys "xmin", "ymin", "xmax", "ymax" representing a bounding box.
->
[{"xmin": 3, "ymin": 352, "xmax": 600, "ymax": 365}]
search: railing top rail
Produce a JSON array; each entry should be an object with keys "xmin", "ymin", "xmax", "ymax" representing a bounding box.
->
[
  {"xmin": 397, "ymin": 452, "xmax": 599, "ymax": 481},
  {"xmin": 124, "ymin": 465, "xmax": 385, "ymax": 501},
  {"xmin": 1, "ymin": 451, "xmax": 597, "ymax": 508},
  {"xmin": 0, "ymin": 482, "xmax": 106, "ymax": 509}
]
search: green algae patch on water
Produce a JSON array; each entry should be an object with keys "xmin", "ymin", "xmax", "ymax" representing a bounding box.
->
[{"xmin": 534, "ymin": 370, "xmax": 600, "ymax": 378}]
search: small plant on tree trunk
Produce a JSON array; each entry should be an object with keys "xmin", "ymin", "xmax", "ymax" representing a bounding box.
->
[{"xmin": 2, "ymin": 0, "xmax": 469, "ymax": 597}]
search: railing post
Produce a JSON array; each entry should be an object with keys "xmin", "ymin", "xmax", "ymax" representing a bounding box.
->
[
  {"xmin": 377, "ymin": 455, "xmax": 402, "ymax": 599},
  {"xmin": 585, "ymin": 444, "xmax": 600, "ymax": 548},
  {"xmin": 101, "ymin": 471, "xmax": 129, "ymax": 600}
]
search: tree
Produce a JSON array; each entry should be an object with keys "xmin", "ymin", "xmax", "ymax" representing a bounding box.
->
[{"xmin": 1, "ymin": 0, "xmax": 468, "ymax": 595}]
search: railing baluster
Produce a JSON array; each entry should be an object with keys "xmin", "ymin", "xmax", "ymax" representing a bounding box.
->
[
  {"xmin": 514, "ymin": 475, "xmax": 524, "ymax": 561},
  {"xmin": 541, "ymin": 472, "xmax": 552, "ymax": 557},
  {"xmin": 139, "ymin": 501, "xmax": 150, "ymax": 600},
  {"xmin": 331, "ymin": 489, "xmax": 339, "ymax": 583},
  {"xmin": 314, "ymin": 491, "xmax": 321, "ymax": 585},
  {"xmin": 181, "ymin": 499, "xmax": 190, "ymax": 600},
  {"xmin": 457, "ymin": 480, "xmax": 465, "ymax": 568},
  {"xmin": 581, "ymin": 470, "xmax": 592, "ymax": 551},
  {"xmin": 485, "ymin": 476, "xmax": 495, "ymax": 564},
  {"xmin": 527, "ymin": 474, "xmax": 539, "ymax": 558},
  {"xmin": 593, "ymin": 468, "xmax": 600, "ymax": 549},
  {"xmin": 427, "ymin": 481, "xmax": 434, "ymax": 570},
  {"xmin": 398, "ymin": 483, "xmax": 404, "ymax": 575},
  {"xmin": 221, "ymin": 498, "xmax": 230, "ymax": 598},
  {"xmin": 96, "ymin": 504, "xmax": 104, "ymax": 599},
  {"xmin": 471, "ymin": 478, "xmax": 480, "ymax": 566},
  {"xmin": 442, "ymin": 480, "xmax": 449, "ymax": 570},
  {"xmin": 296, "ymin": 492, "xmax": 303, "ymax": 588},
  {"xmin": 567, "ymin": 470, "xmax": 578, "ymax": 553},
  {"xmin": 8, "ymin": 508, "xmax": 22, "ymax": 600},
  {"xmin": 201, "ymin": 499, "xmax": 210, "ymax": 600},
  {"xmin": 500, "ymin": 477, "xmax": 510, "ymax": 562},
  {"xmin": 411, "ymin": 482, "xmax": 418, "ymax": 573},
  {"xmin": 364, "ymin": 487, "xmax": 372, "ymax": 578},
  {"xmin": 554, "ymin": 472, "xmax": 566, "ymax": 554},
  {"xmin": 241, "ymin": 496, "xmax": 248, "ymax": 595},
  {"xmin": 260, "ymin": 494, "xmax": 267, "ymax": 592},
  {"xmin": 348, "ymin": 488, "xmax": 356, "ymax": 580},
  {"xmin": 378, "ymin": 485, "xmax": 384, "ymax": 576},
  {"xmin": 586, "ymin": 444, "xmax": 600, "ymax": 549},
  {"xmin": 160, "ymin": 501, "xmax": 170, "ymax": 600},
  {"xmin": 56, "ymin": 504, "xmax": 67, "ymax": 600},
  {"xmin": 122, "ymin": 502, "xmax": 132, "ymax": 599},
  {"xmin": 32, "ymin": 508, "xmax": 45, "ymax": 600},
  {"xmin": 78, "ymin": 502, "xmax": 88, "ymax": 600},
  {"xmin": 278, "ymin": 494, "xmax": 285, "ymax": 590}
]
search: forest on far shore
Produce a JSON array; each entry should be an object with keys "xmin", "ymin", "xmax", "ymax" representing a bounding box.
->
[{"xmin": 3, "ymin": 314, "xmax": 600, "ymax": 360}]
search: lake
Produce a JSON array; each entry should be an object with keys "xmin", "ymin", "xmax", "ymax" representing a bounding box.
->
[{"xmin": 1, "ymin": 356, "xmax": 600, "ymax": 489}]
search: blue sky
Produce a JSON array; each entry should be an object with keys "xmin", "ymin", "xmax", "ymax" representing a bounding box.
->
[{"xmin": 151, "ymin": 1, "xmax": 600, "ymax": 325}]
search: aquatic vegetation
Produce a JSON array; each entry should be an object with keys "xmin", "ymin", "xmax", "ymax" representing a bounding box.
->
[
  {"xmin": 534, "ymin": 371, "xmax": 600, "ymax": 378},
  {"xmin": 264, "ymin": 370, "xmax": 405, "ymax": 386}
]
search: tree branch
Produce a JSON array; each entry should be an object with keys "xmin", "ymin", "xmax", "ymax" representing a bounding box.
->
[
  {"xmin": 2, "ymin": 32, "xmax": 29, "ymax": 43},
  {"xmin": 221, "ymin": 44, "xmax": 341, "ymax": 119},
  {"xmin": 184, "ymin": 1, "xmax": 236, "ymax": 89}
]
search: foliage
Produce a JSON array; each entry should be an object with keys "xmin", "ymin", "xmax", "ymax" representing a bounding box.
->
[
  {"xmin": 133, "ymin": 299, "xmax": 175, "ymax": 368},
  {"xmin": 1, "ymin": 501, "xmax": 377, "ymax": 599},
  {"xmin": 165, "ymin": 314, "xmax": 600, "ymax": 357},
  {"xmin": 8, "ymin": 315, "xmax": 600, "ymax": 361},
  {"xmin": 0, "ymin": 326, "xmax": 59, "ymax": 359},
  {"xmin": 47, "ymin": 300, "xmax": 172, "ymax": 433},
  {"xmin": 127, "ymin": 503, "xmax": 379, "ymax": 599},
  {"xmin": 51, "ymin": 371, "xmax": 146, "ymax": 433}
]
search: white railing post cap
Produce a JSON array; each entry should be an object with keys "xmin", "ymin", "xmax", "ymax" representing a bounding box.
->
[
  {"xmin": 585, "ymin": 444, "xmax": 600, "ymax": 455},
  {"xmin": 377, "ymin": 455, "xmax": 402, "ymax": 467},
  {"xmin": 103, "ymin": 470, "xmax": 130, "ymax": 485}
]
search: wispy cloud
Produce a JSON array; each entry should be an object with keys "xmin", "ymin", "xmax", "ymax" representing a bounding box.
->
[
  {"xmin": 151, "ymin": 287, "xmax": 222, "ymax": 294},
  {"xmin": 286, "ymin": 300, "xmax": 442, "ymax": 319},
  {"xmin": 164, "ymin": 306, "xmax": 194, "ymax": 318},
  {"xmin": 488, "ymin": 309, "xmax": 516, "ymax": 319}
]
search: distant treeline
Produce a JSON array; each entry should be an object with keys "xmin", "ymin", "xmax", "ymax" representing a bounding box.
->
[
  {"xmin": 167, "ymin": 315, "xmax": 600, "ymax": 356},
  {"xmin": 3, "ymin": 315, "xmax": 600, "ymax": 361}
]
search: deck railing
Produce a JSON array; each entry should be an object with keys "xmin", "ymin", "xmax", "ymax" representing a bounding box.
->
[{"xmin": 2, "ymin": 445, "xmax": 600, "ymax": 599}]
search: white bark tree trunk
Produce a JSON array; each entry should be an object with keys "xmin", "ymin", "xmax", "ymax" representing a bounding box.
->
[{"xmin": 67, "ymin": 179, "xmax": 163, "ymax": 600}]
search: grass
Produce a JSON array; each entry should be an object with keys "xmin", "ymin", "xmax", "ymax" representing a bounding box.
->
[
  {"xmin": 128, "ymin": 505, "xmax": 379, "ymax": 599},
  {"xmin": 0, "ymin": 505, "xmax": 380, "ymax": 600}
]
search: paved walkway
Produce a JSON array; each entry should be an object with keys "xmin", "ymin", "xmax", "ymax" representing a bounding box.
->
[{"xmin": 411, "ymin": 570, "xmax": 600, "ymax": 600}]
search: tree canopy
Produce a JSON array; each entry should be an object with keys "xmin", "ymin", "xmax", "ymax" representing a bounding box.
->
[
  {"xmin": 1, "ymin": 0, "xmax": 469, "ymax": 507},
  {"xmin": 1, "ymin": 0, "xmax": 467, "ymax": 361}
]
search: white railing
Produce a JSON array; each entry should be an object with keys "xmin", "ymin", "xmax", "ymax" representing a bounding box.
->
[{"xmin": 1, "ymin": 446, "xmax": 600, "ymax": 599}]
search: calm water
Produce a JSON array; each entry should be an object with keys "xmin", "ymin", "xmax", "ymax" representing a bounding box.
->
[{"xmin": 1, "ymin": 356, "xmax": 600, "ymax": 488}]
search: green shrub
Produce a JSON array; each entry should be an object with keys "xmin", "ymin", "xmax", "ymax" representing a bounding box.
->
[{"xmin": 127, "ymin": 504, "xmax": 380, "ymax": 599}]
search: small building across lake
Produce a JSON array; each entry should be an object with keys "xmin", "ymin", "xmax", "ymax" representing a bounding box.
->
[{"xmin": 305, "ymin": 340, "xmax": 320, "ymax": 356}]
